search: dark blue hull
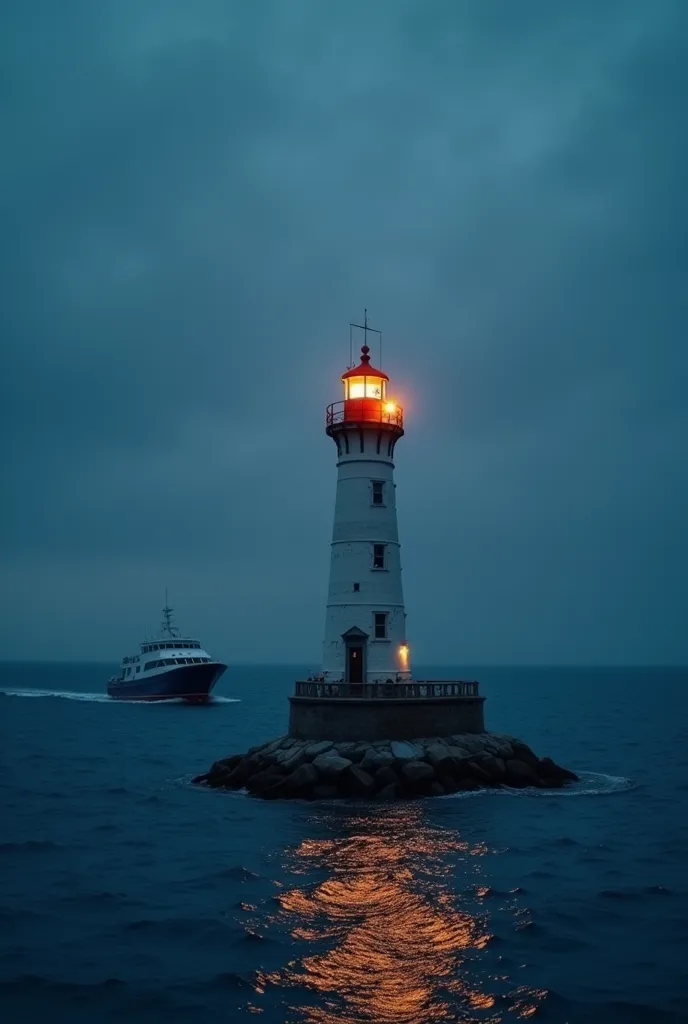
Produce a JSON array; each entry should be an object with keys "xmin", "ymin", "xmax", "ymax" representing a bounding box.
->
[{"xmin": 107, "ymin": 663, "xmax": 227, "ymax": 703}]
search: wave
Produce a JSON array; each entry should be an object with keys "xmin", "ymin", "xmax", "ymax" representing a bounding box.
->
[
  {"xmin": 0, "ymin": 840, "xmax": 62, "ymax": 854},
  {"xmin": 0, "ymin": 688, "xmax": 240, "ymax": 705},
  {"xmin": 442, "ymin": 771, "xmax": 635, "ymax": 799}
]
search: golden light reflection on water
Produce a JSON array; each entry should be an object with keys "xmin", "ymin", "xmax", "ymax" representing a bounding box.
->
[{"xmin": 254, "ymin": 805, "xmax": 547, "ymax": 1024}]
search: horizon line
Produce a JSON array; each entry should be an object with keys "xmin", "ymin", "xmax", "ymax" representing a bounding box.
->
[{"xmin": 0, "ymin": 658, "xmax": 686, "ymax": 670}]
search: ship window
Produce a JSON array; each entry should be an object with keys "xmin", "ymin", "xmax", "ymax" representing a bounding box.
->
[
  {"xmin": 372, "ymin": 480, "xmax": 384, "ymax": 505},
  {"xmin": 374, "ymin": 612, "xmax": 388, "ymax": 639},
  {"xmin": 353, "ymin": 582, "xmax": 360, "ymax": 592},
  {"xmin": 136, "ymin": 666, "xmax": 140, "ymax": 673},
  {"xmin": 373, "ymin": 543, "xmax": 386, "ymax": 569}
]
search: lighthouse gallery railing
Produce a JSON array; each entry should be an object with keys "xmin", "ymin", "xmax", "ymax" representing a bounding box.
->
[
  {"xmin": 326, "ymin": 401, "xmax": 404, "ymax": 429},
  {"xmin": 293, "ymin": 680, "xmax": 480, "ymax": 699}
]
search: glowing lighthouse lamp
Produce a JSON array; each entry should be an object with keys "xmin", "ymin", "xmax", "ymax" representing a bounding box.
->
[{"xmin": 321, "ymin": 313, "xmax": 411, "ymax": 686}]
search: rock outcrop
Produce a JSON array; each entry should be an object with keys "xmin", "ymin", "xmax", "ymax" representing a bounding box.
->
[{"xmin": 193, "ymin": 733, "xmax": 578, "ymax": 801}]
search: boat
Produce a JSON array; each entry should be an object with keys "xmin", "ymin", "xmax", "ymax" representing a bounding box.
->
[{"xmin": 107, "ymin": 599, "xmax": 227, "ymax": 703}]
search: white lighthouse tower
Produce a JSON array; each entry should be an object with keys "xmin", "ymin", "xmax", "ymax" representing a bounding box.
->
[{"xmin": 321, "ymin": 315, "xmax": 412, "ymax": 686}]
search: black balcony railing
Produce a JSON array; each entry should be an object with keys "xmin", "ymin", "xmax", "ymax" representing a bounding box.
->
[
  {"xmin": 293, "ymin": 680, "xmax": 480, "ymax": 699},
  {"xmin": 326, "ymin": 400, "xmax": 404, "ymax": 430}
]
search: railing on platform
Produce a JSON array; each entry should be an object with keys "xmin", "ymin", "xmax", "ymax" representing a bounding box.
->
[
  {"xmin": 293, "ymin": 680, "xmax": 480, "ymax": 699},
  {"xmin": 326, "ymin": 400, "xmax": 404, "ymax": 430}
]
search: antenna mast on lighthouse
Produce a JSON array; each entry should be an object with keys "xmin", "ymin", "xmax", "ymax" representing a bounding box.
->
[{"xmin": 349, "ymin": 309, "xmax": 383, "ymax": 370}]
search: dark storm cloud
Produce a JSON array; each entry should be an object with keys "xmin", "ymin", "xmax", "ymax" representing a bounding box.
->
[{"xmin": 2, "ymin": 0, "xmax": 687, "ymax": 663}]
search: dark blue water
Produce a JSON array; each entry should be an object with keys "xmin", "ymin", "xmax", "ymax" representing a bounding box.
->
[{"xmin": 1, "ymin": 663, "xmax": 687, "ymax": 1023}]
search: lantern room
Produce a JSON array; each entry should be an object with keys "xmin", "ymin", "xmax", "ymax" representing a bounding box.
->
[
  {"xmin": 342, "ymin": 345, "xmax": 389, "ymax": 401},
  {"xmin": 325, "ymin": 342, "xmax": 404, "ymax": 434}
]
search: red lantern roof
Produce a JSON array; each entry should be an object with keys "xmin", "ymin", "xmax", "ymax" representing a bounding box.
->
[{"xmin": 341, "ymin": 344, "xmax": 389, "ymax": 382}]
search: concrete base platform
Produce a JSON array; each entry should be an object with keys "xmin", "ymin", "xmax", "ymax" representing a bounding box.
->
[{"xmin": 288, "ymin": 693, "xmax": 486, "ymax": 742}]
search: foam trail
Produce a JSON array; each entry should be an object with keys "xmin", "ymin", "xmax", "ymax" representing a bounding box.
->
[
  {"xmin": 0, "ymin": 688, "xmax": 240, "ymax": 705},
  {"xmin": 443, "ymin": 771, "xmax": 634, "ymax": 800}
]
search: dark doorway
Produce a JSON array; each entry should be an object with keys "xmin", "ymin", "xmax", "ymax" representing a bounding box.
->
[{"xmin": 347, "ymin": 645, "xmax": 364, "ymax": 684}]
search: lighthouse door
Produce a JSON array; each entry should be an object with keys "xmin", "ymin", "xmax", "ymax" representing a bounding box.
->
[
  {"xmin": 341, "ymin": 627, "xmax": 369, "ymax": 686},
  {"xmin": 347, "ymin": 646, "xmax": 364, "ymax": 684}
]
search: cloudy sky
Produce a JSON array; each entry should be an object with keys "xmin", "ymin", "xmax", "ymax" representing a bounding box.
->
[{"xmin": 2, "ymin": 0, "xmax": 687, "ymax": 665}]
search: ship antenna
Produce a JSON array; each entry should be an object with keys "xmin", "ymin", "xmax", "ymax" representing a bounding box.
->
[{"xmin": 161, "ymin": 588, "xmax": 180, "ymax": 638}]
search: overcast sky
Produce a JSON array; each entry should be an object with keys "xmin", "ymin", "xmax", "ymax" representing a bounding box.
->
[{"xmin": 2, "ymin": 0, "xmax": 687, "ymax": 666}]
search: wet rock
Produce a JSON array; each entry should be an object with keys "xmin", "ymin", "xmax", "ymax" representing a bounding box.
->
[
  {"xmin": 505, "ymin": 759, "xmax": 542, "ymax": 788},
  {"xmin": 510, "ymin": 742, "xmax": 539, "ymax": 768},
  {"xmin": 278, "ymin": 747, "xmax": 307, "ymax": 771},
  {"xmin": 210, "ymin": 755, "xmax": 243, "ymax": 775},
  {"xmin": 445, "ymin": 745, "xmax": 471, "ymax": 761},
  {"xmin": 312, "ymin": 754, "xmax": 353, "ymax": 780},
  {"xmin": 439, "ymin": 775, "xmax": 458, "ymax": 794},
  {"xmin": 224, "ymin": 756, "xmax": 263, "ymax": 789},
  {"xmin": 474, "ymin": 754, "xmax": 506, "ymax": 782},
  {"xmin": 391, "ymin": 741, "xmax": 423, "ymax": 761},
  {"xmin": 246, "ymin": 767, "xmax": 285, "ymax": 796},
  {"xmin": 342, "ymin": 766, "xmax": 376, "ymax": 797},
  {"xmin": 425, "ymin": 742, "xmax": 451, "ymax": 768},
  {"xmin": 538, "ymin": 757, "xmax": 579, "ymax": 783},
  {"xmin": 374, "ymin": 766, "xmax": 400, "ymax": 789},
  {"xmin": 467, "ymin": 760, "xmax": 492, "ymax": 784},
  {"xmin": 283, "ymin": 763, "xmax": 320, "ymax": 795},
  {"xmin": 376, "ymin": 783, "xmax": 399, "ymax": 801},
  {"xmin": 360, "ymin": 749, "xmax": 395, "ymax": 772},
  {"xmin": 430, "ymin": 781, "xmax": 445, "ymax": 797},
  {"xmin": 400, "ymin": 761, "xmax": 435, "ymax": 793},
  {"xmin": 303, "ymin": 740, "xmax": 334, "ymax": 759},
  {"xmin": 335, "ymin": 743, "xmax": 367, "ymax": 763}
]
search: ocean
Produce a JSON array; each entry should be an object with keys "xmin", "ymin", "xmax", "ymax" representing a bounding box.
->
[{"xmin": 0, "ymin": 662, "xmax": 686, "ymax": 1023}]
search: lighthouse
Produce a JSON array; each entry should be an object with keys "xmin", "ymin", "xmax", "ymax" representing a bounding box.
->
[{"xmin": 321, "ymin": 315, "xmax": 411, "ymax": 686}]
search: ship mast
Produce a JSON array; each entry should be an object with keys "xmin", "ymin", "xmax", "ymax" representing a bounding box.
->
[{"xmin": 160, "ymin": 588, "xmax": 180, "ymax": 638}]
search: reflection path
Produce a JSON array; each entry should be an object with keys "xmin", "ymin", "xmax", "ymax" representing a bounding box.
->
[{"xmin": 252, "ymin": 804, "xmax": 545, "ymax": 1023}]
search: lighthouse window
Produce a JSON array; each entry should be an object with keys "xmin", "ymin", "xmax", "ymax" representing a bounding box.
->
[
  {"xmin": 372, "ymin": 480, "xmax": 384, "ymax": 505},
  {"xmin": 373, "ymin": 543, "xmax": 386, "ymax": 569},
  {"xmin": 374, "ymin": 613, "xmax": 388, "ymax": 639}
]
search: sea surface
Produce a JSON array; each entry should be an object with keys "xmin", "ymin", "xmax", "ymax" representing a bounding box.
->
[{"xmin": 0, "ymin": 663, "xmax": 687, "ymax": 1023}]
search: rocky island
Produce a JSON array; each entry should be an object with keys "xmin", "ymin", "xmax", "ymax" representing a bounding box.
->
[{"xmin": 193, "ymin": 732, "xmax": 578, "ymax": 801}]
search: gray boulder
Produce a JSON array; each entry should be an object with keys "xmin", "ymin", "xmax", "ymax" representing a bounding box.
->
[
  {"xmin": 209, "ymin": 754, "xmax": 243, "ymax": 776},
  {"xmin": 283, "ymin": 762, "xmax": 320, "ymax": 795},
  {"xmin": 505, "ymin": 759, "xmax": 542, "ymax": 788},
  {"xmin": 360, "ymin": 749, "xmax": 395, "ymax": 772},
  {"xmin": 303, "ymin": 740, "xmax": 334, "ymax": 759},
  {"xmin": 474, "ymin": 754, "xmax": 506, "ymax": 782},
  {"xmin": 278, "ymin": 747, "xmax": 307, "ymax": 771},
  {"xmin": 312, "ymin": 754, "xmax": 353, "ymax": 780},
  {"xmin": 391, "ymin": 740, "xmax": 423, "ymax": 761},
  {"xmin": 223, "ymin": 756, "xmax": 263, "ymax": 789},
  {"xmin": 335, "ymin": 743, "xmax": 367, "ymax": 763},
  {"xmin": 246, "ymin": 767, "xmax": 285, "ymax": 795},
  {"xmin": 374, "ymin": 766, "xmax": 400, "ymax": 789},
  {"xmin": 467, "ymin": 760, "xmax": 492, "ymax": 784},
  {"xmin": 510, "ymin": 742, "xmax": 539, "ymax": 767},
  {"xmin": 537, "ymin": 757, "xmax": 578, "ymax": 783},
  {"xmin": 375, "ymin": 783, "xmax": 399, "ymax": 801},
  {"xmin": 342, "ymin": 766, "xmax": 376, "ymax": 797},
  {"xmin": 425, "ymin": 743, "xmax": 451, "ymax": 768},
  {"xmin": 401, "ymin": 761, "xmax": 435, "ymax": 792}
]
